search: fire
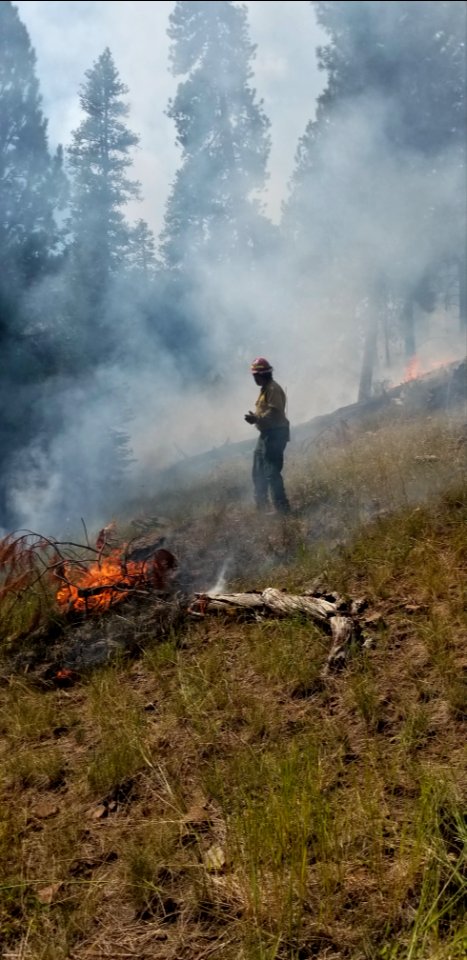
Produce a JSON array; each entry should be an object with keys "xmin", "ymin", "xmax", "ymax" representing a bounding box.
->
[
  {"xmin": 56, "ymin": 547, "xmax": 176, "ymax": 614},
  {"xmin": 403, "ymin": 355, "xmax": 454, "ymax": 383},
  {"xmin": 403, "ymin": 356, "xmax": 422, "ymax": 381}
]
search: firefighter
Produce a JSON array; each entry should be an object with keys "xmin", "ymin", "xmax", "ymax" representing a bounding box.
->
[{"xmin": 244, "ymin": 357, "xmax": 291, "ymax": 515}]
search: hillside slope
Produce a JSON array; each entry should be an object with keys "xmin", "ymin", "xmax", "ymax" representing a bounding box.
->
[{"xmin": 1, "ymin": 406, "xmax": 466, "ymax": 960}]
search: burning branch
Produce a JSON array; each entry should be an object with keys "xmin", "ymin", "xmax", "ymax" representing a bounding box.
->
[
  {"xmin": 55, "ymin": 546, "xmax": 176, "ymax": 615},
  {"xmin": 0, "ymin": 526, "xmax": 177, "ymax": 641}
]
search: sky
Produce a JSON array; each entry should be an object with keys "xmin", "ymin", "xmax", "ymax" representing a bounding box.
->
[{"xmin": 16, "ymin": 0, "xmax": 326, "ymax": 231}]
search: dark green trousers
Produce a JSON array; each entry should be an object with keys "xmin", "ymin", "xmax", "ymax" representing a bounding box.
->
[{"xmin": 253, "ymin": 427, "xmax": 290, "ymax": 514}]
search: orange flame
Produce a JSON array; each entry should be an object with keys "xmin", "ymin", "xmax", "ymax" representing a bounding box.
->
[
  {"xmin": 403, "ymin": 356, "xmax": 454, "ymax": 383},
  {"xmin": 403, "ymin": 356, "xmax": 422, "ymax": 382},
  {"xmin": 56, "ymin": 548, "xmax": 176, "ymax": 614}
]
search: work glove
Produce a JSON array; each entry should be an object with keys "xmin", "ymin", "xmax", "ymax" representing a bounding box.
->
[{"xmin": 244, "ymin": 411, "xmax": 258, "ymax": 425}]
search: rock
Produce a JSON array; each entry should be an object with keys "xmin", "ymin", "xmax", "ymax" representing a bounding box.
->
[
  {"xmin": 204, "ymin": 844, "xmax": 226, "ymax": 873},
  {"xmin": 32, "ymin": 801, "xmax": 59, "ymax": 820},
  {"xmin": 36, "ymin": 882, "xmax": 62, "ymax": 905},
  {"xmin": 88, "ymin": 804, "xmax": 108, "ymax": 821}
]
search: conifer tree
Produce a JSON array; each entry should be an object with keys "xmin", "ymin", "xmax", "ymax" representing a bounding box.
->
[
  {"xmin": 0, "ymin": 1, "xmax": 61, "ymax": 526},
  {"xmin": 285, "ymin": 1, "xmax": 466, "ymax": 395},
  {"xmin": 128, "ymin": 219, "xmax": 157, "ymax": 278},
  {"xmin": 161, "ymin": 1, "xmax": 271, "ymax": 270},
  {"xmin": 0, "ymin": 1, "xmax": 59, "ymax": 316},
  {"xmin": 67, "ymin": 48, "xmax": 140, "ymax": 347}
]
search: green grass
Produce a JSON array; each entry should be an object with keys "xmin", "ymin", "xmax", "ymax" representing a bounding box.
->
[
  {"xmin": 0, "ymin": 408, "xmax": 466, "ymax": 959},
  {"xmin": 85, "ymin": 667, "xmax": 151, "ymax": 795}
]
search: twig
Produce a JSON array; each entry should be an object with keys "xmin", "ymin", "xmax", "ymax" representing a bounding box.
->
[{"xmin": 81, "ymin": 517, "xmax": 90, "ymax": 549}]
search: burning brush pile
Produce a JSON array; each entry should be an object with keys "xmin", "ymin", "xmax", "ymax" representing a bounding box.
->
[
  {"xmin": 0, "ymin": 519, "xmax": 371, "ymax": 683},
  {"xmin": 55, "ymin": 526, "xmax": 177, "ymax": 616},
  {"xmin": 0, "ymin": 523, "xmax": 178, "ymax": 647}
]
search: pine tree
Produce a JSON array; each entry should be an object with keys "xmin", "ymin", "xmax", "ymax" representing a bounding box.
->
[
  {"xmin": 0, "ymin": 1, "xmax": 58, "ymax": 317},
  {"xmin": 285, "ymin": 1, "xmax": 466, "ymax": 395},
  {"xmin": 0, "ymin": 1, "xmax": 61, "ymax": 527},
  {"xmin": 161, "ymin": 0, "xmax": 271, "ymax": 270},
  {"xmin": 314, "ymin": 1, "xmax": 465, "ymax": 156},
  {"xmin": 128, "ymin": 219, "xmax": 157, "ymax": 278},
  {"xmin": 67, "ymin": 48, "xmax": 140, "ymax": 344}
]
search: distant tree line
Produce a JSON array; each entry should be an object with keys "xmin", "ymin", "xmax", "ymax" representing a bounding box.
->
[
  {"xmin": 285, "ymin": 0, "xmax": 466, "ymax": 399},
  {"xmin": 0, "ymin": 0, "xmax": 465, "ymax": 527}
]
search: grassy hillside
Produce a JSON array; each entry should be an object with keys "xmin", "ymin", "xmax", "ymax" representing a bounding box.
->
[{"xmin": 1, "ymin": 407, "xmax": 466, "ymax": 960}]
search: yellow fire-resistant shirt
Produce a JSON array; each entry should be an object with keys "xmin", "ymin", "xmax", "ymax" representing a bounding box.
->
[{"xmin": 255, "ymin": 380, "xmax": 290, "ymax": 432}]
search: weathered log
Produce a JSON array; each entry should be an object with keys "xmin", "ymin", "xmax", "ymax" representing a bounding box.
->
[
  {"xmin": 323, "ymin": 615, "xmax": 359, "ymax": 674},
  {"xmin": 261, "ymin": 587, "xmax": 336, "ymax": 622},
  {"xmin": 330, "ymin": 615, "xmax": 355, "ymax": 645},
  {"xmin": 190, "ymin": 588, "xmax": 339, "ymax": 626},
  {"xmin": 190, "ymin": 592, "xmax": 264, "ymax": 615},
  {"xmin": 190, "ymin": 588, "xmax": 366, "ymax": 674},
  {"xmin": 191, "ymin": 589, "xmax": 338, "ymax": 621},
  {"xmin": 199, "ymin": 591, "xmax": 261, "ymax": 604}
]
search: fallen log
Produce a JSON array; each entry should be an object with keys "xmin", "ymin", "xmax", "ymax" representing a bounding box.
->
[
  {"xmin": 190, "ymin": 592, "xmax": 265, "ymax": 615},
  {"xmin": 324, "ymin": 615, "xmax": 358, "ymax": 674},
  {"xmin": 261, "ymin": 587, "xmax": 336, "ymax": 622},
  {"xmin": 190, "ymin": 588, "xmax": 364, "ymax": 674},
  {"xmin": 191, "ymin": 588, "xmax": 338, "ymax": 622}
]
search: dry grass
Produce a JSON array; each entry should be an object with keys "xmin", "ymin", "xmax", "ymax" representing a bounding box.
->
[{"xmin": 0, "ymin": 408, "xmax": 466, "ymax": 959}]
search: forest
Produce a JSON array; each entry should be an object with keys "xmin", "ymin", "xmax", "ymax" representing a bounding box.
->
[{"xmin": 0, "ymin": 1, "xmax": 465, "ymax": 533}]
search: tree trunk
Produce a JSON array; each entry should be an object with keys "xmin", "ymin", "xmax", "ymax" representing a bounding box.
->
[
  {"xmin": 358, "ymin": 315, "xmax": 378, "ymax": 402},
  {"xmin": 383, "ymin": 311, "xmax": 391, "ymax": 366},
  {"xmin": 403, "ymin": 297, "xmax": 416, "ymax": 358},
  {"xmin": 458, "ymin": 255, "xmax": 466, "ymax": 329}
]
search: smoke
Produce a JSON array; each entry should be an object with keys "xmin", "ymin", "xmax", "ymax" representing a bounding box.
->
[
  {"xmin": 209, "ymin": 558, "xmax": 232, "ymax": 596},
  {"xmin": 4, "ymin": 1, "xmax": 466, "ymax": 537}
]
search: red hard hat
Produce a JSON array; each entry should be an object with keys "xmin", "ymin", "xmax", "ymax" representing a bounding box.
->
[{"xmin": 250, "ymin": 357, "xmax": 273, "ymax": 374}]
